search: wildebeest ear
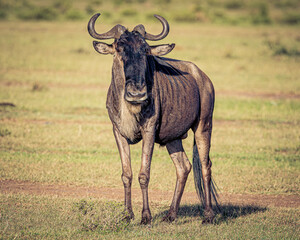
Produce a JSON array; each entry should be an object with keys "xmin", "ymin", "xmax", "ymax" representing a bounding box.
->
[
  {"xmin": 149, "ymin": 43, "xmax": 175, "ymax": 56},
  {"xmin": 93, "ymin": 41, "xmax": 115, "ymax": 55}
]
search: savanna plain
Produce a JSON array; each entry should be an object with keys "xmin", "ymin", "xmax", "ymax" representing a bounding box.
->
[{"xmin": 0, "ymin": 1, "xmax": 300, "ymax": 239}]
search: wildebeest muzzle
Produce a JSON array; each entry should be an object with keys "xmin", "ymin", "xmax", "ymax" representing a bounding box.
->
[{"xmin": 125, "ymin": 82, "xmax": 147, "ymax": 104}]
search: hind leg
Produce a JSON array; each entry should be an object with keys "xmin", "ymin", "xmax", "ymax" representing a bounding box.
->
[
  {"xmin": 194, "ymin": 117, "xmax": 215, "ymax": 223},
  {"xmin": 163, "ymin": 139, "xmax": 192, "ymax": 222}
]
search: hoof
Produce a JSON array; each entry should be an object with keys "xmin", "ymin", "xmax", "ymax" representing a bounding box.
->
[
  {"xmin": 141, "ymin": 210, "xmax": 152, "ymax": 225},
  {"xmin": 202, "ymin": 209, "xmax": 215, "ymax": 224},
  {"xmin": 202, "ymin": 217, "xmax": 214, "ymax": 224},
  {"xmin": 123, "ymin": 210, "xmax": 135, "ymax": 223},
  {"xmin": 162, "ymin": 212, "xmax": 176, "ymax": 223},
  {"xmin": 141, "ymin": 216, "xmax": 152, "ymax": 225}
]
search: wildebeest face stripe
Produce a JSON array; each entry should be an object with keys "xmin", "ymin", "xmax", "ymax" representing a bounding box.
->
[{"xmin": 116, "ymin": 31, "xmax": 149, "ymax": 103}]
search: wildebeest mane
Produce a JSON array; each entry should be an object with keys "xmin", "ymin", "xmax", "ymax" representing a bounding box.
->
[{"xmin": 147, "ymin": 56, "xmax": 190, "ymax": 89}]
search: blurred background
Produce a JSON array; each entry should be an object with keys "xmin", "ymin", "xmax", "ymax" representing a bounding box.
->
[{"xmin": 0, "ymin": 0, "xmax": 299, "ymax": 25}]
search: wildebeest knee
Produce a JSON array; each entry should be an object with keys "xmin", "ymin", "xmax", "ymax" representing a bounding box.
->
[
  {"xmin": 176, "ymin": 161, "xmax": 191, "ymax": 183},
  {"xmin": 121, "ymin": 174, "xmax": 132, "ymax": 188},
  {"xmin": 185, "ymin": 159, "xmax": 192, "ymax": 174},
  {"xmin": 177, "ymin": 170, "xmax": 189, "ymax": 183},
  {"xmin": 138, "ymin": 174, "xmax": 149, "ymax": 189},
  {"xmin": 200, "ymin": 157, "xmax": 212, "ymax": 170}
]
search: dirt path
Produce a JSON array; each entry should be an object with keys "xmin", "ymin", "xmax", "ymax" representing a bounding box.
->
[{"xmin": 1, "ymin": 180, "xmax": 299, "ymax": 208}]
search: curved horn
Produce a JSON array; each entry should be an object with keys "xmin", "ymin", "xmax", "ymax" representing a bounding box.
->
[
  {"xmin": 133, "ymin": 24, "xmax": 146, "ymax": 36},
  {"xmin": 144, "ymin": 15, "xmax": 169, "ymax": 41},
  {"xmin": 87, "ymin": 13, "xmax": 126, "ymax": 40}
]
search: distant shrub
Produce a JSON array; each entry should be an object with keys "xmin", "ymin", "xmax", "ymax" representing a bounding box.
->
[
  {"xmin": 90, "ymin": 0, "xmax": 102, "ymax": 4},
  {"xmin": 73, "ymin": 47, "xmax": 90, "ymax": 55},
  {"xmin": 274, "ymin": 0, "xmax": 298, "ymax": 8},
  {"xmin": 211, "ymin": 10, "xmax": 227, "ymax": 23},
  {"xmin": 173, "ymin": 11, "xmax": 198, "ymax": 23},
  {"xmin": 225, "ymin": 0, "xmax": 244, "ymax": 9},
  {"xmin": 53, "ymin": 0, "xmax": 72, "ymax": 14},
  {"xmin": 32, "ymin": 82, "xmax": 48, "ymax": 92},
  {"xmin": 113, "ymin": 0, "xmax": 123, "ymax": 5},
  {"xmin": 224, "ymin": 49, "xmax": 236, "ymax": 58},
  {"xmin": 273, "ymin": 46, "xmax": 300, "ymax": 56},
  {"xmin": 113, "ymin": 0, "xmax": 141, "ymax": 4},
  {"xmin": 86, "ymin": 0, "xmax": 102, "ymax": 15},
  {"xmin": 155, "ymin": 0, "xmax": 171, "ymax": 4},
  {"xmin": 281, "ymin": 12, "xmax": 300, "ymax": 25},
  {"xmin": 192, "ymin": 4, "xmax": 210, "ymax": 22},
  {"xmin": 0, "ymin": 9, "xmax": 8, "ymax": 19},
  {"xmin": 85, "ymin": 4, "xmax": 96, "ymax": 15},
  {"xmin": 251, "ymin": 2, "xmax": 271, "ymax": 24},
  {"xmin": 0, "ymin": 0, "xmax": 13, "ymax": 10},
  {"xmin": 17, "ymin": 6, "xmax": 58, "ymax": 21},
  {"xmin": 65, "ymin": 9, "xmax": 85, "ymax": 20},
  {"xmin": 266, "ymin": 40, "xmax": 300, "ymax": 57},
  {"xmin": 0, "ymin": 128, "xmax": 11, "ymax": 137},
  {"xmin": 193, "ymin": 4, "xmax": 204, "ymax": 13},
  {"xmin": 0, "ymin": 0, "xmax": 10, "ymax": 19},
  {"xmin": 101, "ymin": 11, "xmax": 112, "ymax": 18},
  {"xmin": 121, "ymin": 9, "xmax": 138, "ymax": 17}
]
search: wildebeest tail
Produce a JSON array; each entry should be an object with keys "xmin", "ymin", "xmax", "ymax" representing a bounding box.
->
[{"xmin": 192, "ymin": 139, "xmax": 220, "ymax": 210}]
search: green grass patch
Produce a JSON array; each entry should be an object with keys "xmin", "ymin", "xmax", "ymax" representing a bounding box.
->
[
  {"xmin": 74, "ymin": 199, "xmax": 130, "ymax": 233},
  {"xmin": 0, "ymin": 119, "xmax": 299, "ymax": 194},
  {"xmin": 0, "ymin": 194, "xmax": 299, "ymax": 239}
]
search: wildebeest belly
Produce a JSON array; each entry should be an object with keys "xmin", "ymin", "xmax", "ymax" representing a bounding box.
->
[{"xmin": 155, "ymin": 72, "xmax": 200, "ymax": 145}]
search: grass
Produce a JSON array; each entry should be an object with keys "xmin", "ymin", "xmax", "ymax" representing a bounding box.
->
[
  {"xmin": 0, "ymin": 21, "xmax": 299, "ymax": 194},
  {"xmin": 0, "ymin": 193, "xmax": 299, "ymax": 239},
  {"xmin": 0, "ymin": 118, "xmax": 299, "ymax": 194},
  {"xmin": 0, "ymin": 17, "xmax": 299, "ymax": 238}
]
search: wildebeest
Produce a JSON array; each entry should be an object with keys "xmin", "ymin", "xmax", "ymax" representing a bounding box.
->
[{"xmin": 88, "ymin": 13, "xmax": 218, "ymax": 224}]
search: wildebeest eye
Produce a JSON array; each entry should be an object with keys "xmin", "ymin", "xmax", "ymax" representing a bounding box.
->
[
  {"xmin": 116, "ymin": 46, "xmax": 123, "ymax": 53},
  {"xmin": 142, "ymin": 46, "xmax": 149, "ymax": 54}
]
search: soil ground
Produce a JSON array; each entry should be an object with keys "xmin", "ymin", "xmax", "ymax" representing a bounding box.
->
[{"xmin": 1, "ymin": 179, "xmax": 299, "ymax": 208}]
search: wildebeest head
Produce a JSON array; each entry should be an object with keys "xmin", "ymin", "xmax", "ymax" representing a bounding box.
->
[{"xmin": 88, "ymin": 13, "xmax": 175, "ymax": 105}]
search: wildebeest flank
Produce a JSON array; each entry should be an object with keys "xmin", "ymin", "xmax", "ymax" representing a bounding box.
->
[{"xmin": 88, "ymin": 13, "xmax": 218, "ymax": 224}]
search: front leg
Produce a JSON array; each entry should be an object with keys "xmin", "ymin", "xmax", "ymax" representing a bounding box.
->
[
  {"xmin": 163, "ymin": 139, "xmax": 191, "ymax": 222},
  {"xmin": 113, "ymin": 126, "xmax": 134, "ymax": 221},
  {"xmin": 139, "ymin": 129, "xmax": 155, "ymax": 225}
]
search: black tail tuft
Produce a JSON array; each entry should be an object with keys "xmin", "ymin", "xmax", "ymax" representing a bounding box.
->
[{"xmin": 192, "ymin": 140, "xmax": 220, "ymax": 211}]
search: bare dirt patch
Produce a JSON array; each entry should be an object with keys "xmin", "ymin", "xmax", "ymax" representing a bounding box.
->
[{"xmin": 1, "ymin": 179, "xmax": 299, "ymax": 208}]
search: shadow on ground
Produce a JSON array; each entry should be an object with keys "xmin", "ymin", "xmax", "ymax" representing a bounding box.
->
[{"xmin": 153, "ymin": 204, "xmax": 267, "ymax": 224}]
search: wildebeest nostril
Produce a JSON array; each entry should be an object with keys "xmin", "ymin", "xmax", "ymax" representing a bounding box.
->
[
  {"xmin": 127, "ymin": 91, "xmax": 146, "ymax": 98},
  {"xmin": 125, "ymin": 85, "xmax": 148, "ymax": 103},
  {"xmin": 127, "ymin": 91, "xmax": 139, "ymax": 97}
]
